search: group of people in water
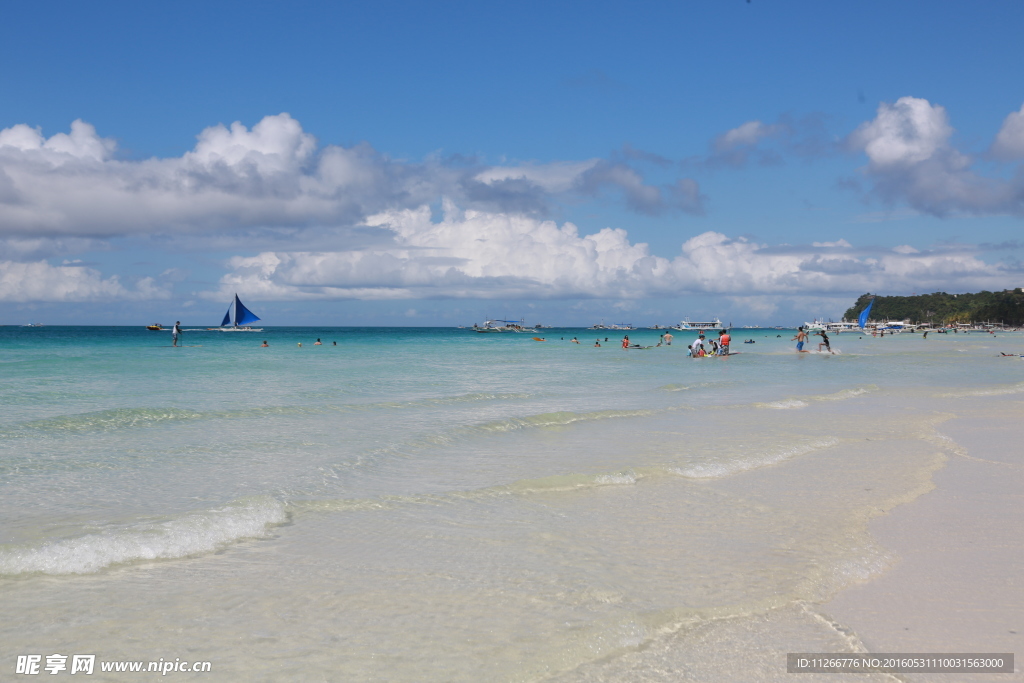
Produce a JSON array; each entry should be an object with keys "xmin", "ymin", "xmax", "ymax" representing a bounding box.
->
[
  {"xmin": 793, "ymin": 327, "xmax": 834, "ymax": 354},
  {"xmin": 559, "ymin": 330, "xmax": 735, "ymax": 355},
  {"xmin": 686, "ymin": 330, "xmax": 731, "ymax": 357}
]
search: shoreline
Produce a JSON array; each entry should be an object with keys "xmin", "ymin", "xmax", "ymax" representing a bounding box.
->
[{"xmin": 822, "ymin": 398, "xmax": 1024, "ymax": 680}]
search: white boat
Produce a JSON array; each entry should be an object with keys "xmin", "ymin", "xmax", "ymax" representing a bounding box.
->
[
  {"xmin": 209, "ymin": 294, "xmax": 263, "ymax": 331},
  {"xmin": 878, "ymin": 320, "xmax": 919, "ymax": 332},
  {"xmin": 672, "ymin": 318, "xmax": 724, "ymax": 331},
  {"xmin": 472, "ymin": 319, "xmax": 537, "ymax": 333},
  {"xmin": 804, "ymin": 319, "xmax": 859, "ymax": 333}
]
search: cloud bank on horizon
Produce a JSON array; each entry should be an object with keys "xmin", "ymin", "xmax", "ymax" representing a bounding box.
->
[{"xmin": 0, "ymin": 96, "xmax": 1022, "ymax": 307}]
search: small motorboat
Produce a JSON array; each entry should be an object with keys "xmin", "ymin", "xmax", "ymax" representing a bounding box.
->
[{"xmin": 146, "ymin": 324, "xmax": 164, "ymax": 331}]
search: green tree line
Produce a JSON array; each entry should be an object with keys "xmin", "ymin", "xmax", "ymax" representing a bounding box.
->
[{"xmin": 843, "ymin": 289, "xmax": 1024, "ymax": 326}]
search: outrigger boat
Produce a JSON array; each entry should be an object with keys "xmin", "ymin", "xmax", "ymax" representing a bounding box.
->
[
  {"xmin": 672, "ymin": 318, "xmax": 724, "ymax": 331},
  {"xmin": 804, "ymin": 319, "xmax": 859, "ymax": 333},
  {"xmin": 209, "ymin": 294, "xmax": 263, "ymax": 331},
  {"xmin": 472, "ymin": 319, "xmax": 537, "ymax": 333}
]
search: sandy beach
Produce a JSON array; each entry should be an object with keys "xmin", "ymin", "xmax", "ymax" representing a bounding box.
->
[{"xmin": 823, "ymin": 397, "xmax": 1024, "ymax": 681}]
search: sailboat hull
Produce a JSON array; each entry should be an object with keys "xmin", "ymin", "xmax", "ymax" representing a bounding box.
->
[{"xmin": 206, "ymin": 327, "xmax": 263, "ymax": 332}]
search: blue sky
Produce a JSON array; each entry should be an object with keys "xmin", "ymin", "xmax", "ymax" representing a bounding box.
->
[{"xmin": 1, "ymin": 0, "xmax": 1022, "ymax": 326}]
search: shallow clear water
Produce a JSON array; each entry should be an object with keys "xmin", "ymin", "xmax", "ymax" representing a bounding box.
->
[{"xmin": 1, "ymin": 325, "xmax": 1020, "ymax": 680}]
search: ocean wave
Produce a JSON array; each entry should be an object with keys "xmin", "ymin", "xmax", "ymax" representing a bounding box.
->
[
  {"xmin": 671, "ymin": 438, "xmax": 840, "ymax": 479},
  {"xmin": 505, "ymin": 469, "xmax": 642, "ymax": 493},
  {"xmin": 814, "ymin": 386, "xmax": 878, "ymax": 401},
  {"xmin": 657, "ymin": 382, "xmax": 717, "ymax": 392},
  {"xmin": 937, "ymin": 382, "xmax": 1024, "ymax": 398},
  {"xmin": 17, "ymin": 407, "xmax": 208, "ymax": 434},
  {"xmin": 752, "ymin": 386, "xmax": 877, "ymax": 410},
  {"xmin": 472, "ymin": 408, "xmax": 657, "ymax": 433},
  {"xmin": 3, "ymin": 392, "xmax": 534, "ymax": 437},
  {"xmin": 0, "ymin": 497, "xmax": 286, "ymax": 575},
  {"xmin": 291, "ymin": 469, "xmax": 646, "ymax": 515}
]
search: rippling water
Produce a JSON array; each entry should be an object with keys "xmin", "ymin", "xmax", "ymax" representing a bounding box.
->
[{"xmin": 1, "ymin": 325, "xmax": 1019, "ymax": 680}]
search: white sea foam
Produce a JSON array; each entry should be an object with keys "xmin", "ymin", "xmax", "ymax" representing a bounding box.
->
[
  {"xmin": 755, "ymin": 399, "xmax": 809, "ymax": 410},
  {"xmin": 672, "ymin": 438, "xmax": 840, "ymax": 479},
  {"xmin": 593, "ymin": 470, "xmax": 640, "ymax": 486},
  {"xmin": 0, "ymin": 497, "xmax": 286, "ymax": 575}
]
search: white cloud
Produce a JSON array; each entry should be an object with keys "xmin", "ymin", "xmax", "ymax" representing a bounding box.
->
[
  {"xmin": 0, "ymin": 261, "xmax": 170, "ymax": 302},
  {"xmin": 992, "ymin": 103, "xmax": 1024, "ymax": 160},
  {"xmin": 0, "ymin": 114, "xmax": 702, "ymax": 239},
  {"xmin": 210, "ymin": 204, "xmax": 1018, "ymax": 302},
  {"xmin": 850, "ymin": 97, "xmax": 953, "ymax": 168},
  {"xmin": 715, "ymin": 120, "xmax": 784, "ymax": 151},
  {"xmin": 847, "ymin": 96, "xmax": 1024, "ymax": 216},
  {"xmin": 0, "ymin": 120, "xmax": 116, "ymax": 161},
  {"xmin": 700, "ymin": 115, "xmax": 830, "ymax": 169},
  {"xmin": 474, "ymin": 161, "xmax": 600, "ymax": 194}
]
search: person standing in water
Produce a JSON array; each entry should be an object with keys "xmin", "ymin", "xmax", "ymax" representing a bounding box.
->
[
  {"xmin": 663, "ymin": 332, "xmax": 673, "ymax": 346},
  {"xmin": 816, "ymin": 330, "xmax": 834, "ymax": 354},
  {"xmin": 689, "ymin": 334, "xmax": 705, "ymax": 357},
  {"xmin": 792, "ymin": 326, "xmax": 809, "ymax": 353},
  {"xmin": 718, "ymin": 329, "xmax": 731, "ymax": 356},
  {"xmin": 172, "ymin": 321, "xmax": 182, "ymax": 347},
  {"xmin": 621, "ymin": 335, "xmax": 630, "ymax": 349}
]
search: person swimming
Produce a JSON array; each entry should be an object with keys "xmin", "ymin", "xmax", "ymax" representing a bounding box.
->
[{"xmin": 261, "ymin": 340, "xmax": 269, "ymax": 347}]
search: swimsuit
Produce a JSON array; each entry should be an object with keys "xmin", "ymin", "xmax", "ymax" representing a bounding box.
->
[{"xmin": 796, "ymin": 341, "xmax": 804, "ymax": 350}]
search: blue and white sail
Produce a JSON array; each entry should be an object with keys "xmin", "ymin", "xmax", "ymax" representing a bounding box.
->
[
  {"xmin": 220, "ymin": 294, "xmax": 262, "ymax": 328},
  {"xmin": 857, "ymin": 297, "xmax": 875, "ymax": 329}
]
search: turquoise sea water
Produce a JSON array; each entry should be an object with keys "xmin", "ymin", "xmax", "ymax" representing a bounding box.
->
[{"xmin": 1, "ymin": 325, "xmax": 1021, "ymax": 680}]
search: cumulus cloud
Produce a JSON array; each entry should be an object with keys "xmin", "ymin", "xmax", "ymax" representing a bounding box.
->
[
  {"xmin": 0, "ymin": 261, "xmax": 170, "ymax": 302},
  {"xmin": 847, "ymin": 96, "xmax": 1024, "ymax": 216},
  {"xmin": 210, "ymin": 204, "xmax": 1018, "ymax": 302},
  {"xmin": 992, "ymin": 103, "xmax": 1024, "ymax": 160},
  {"xmin": 0, "ymin": 114, "xmax": 703, "ymax": 239}
]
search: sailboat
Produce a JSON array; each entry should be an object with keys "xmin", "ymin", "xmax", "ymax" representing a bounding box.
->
[{"xmin": 210, "ymin": 294, "xmax": 263, "ymax": 331}]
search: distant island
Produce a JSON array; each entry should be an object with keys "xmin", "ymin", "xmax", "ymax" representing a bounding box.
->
[{"xmin": 844, "ymin": 289, "xmax": 1024, "ymax": 326}]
